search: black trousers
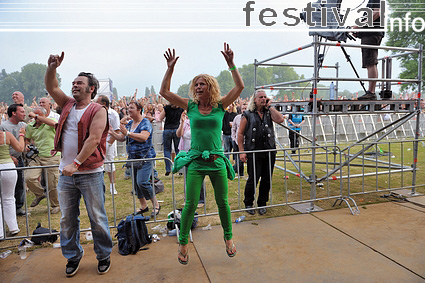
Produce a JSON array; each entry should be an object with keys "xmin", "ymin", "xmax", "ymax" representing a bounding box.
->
[
  {"xmin": 15, "ymin": 157, "xmax": 25, "ymax": 211},
  {"xmin": 243, "ymin": 152, "xmax": 276, "ymax": 207},
  {"xmin": 232, "ymin": 140, "xmax": 244, "ymax": 176},
  {"xmin": 289, "ymin": 130, "xmax": 301, "ymax": 154}
]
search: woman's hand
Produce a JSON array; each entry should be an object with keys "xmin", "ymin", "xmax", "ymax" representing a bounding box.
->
[
  {"xmin": 221, "ymin": 42, "xmax": 234, "ymax": 66},
  {"xmin": 180, "ymin": 112, "xmax": 187, "ymax": 123},
  {"xmin": 119, "ymin": 124, "xmax": 128, "ymax": 135},
  {"xmin": 164, "ymin": 48, "xmax": 179, "ymax": 69}
]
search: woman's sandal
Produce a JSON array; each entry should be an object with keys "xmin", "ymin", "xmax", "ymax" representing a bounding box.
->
[
  {"xmin": 178, "ymin": 245, "xmax": 189, "ymax": 265},
  {"xmin": 136, "ymin": 206, "xmax": 149, "ymax": 215},
  {"xmin": 224, "ymin": 238, "xmax": 237, "ymax": 257}
]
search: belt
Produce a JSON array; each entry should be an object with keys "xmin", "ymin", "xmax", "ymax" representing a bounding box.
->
[{"xmin": 195, "ymin": 154, "xmax": 220, "ymax": 162}]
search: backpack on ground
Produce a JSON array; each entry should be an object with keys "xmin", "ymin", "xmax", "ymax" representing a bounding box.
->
[
  {"xmin": 115, "ymin": 214, "xmax": 152, "ymax": 255},
  {"xmin": 31, "ymin": 222, "xmax": 58, "ymax": 245}
]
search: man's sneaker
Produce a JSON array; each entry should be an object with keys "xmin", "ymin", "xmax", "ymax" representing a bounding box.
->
[
  {"xmin": 6, "ymin": 229, "xmax": 20, "ymax": 237},
  {"xmin": 30, "ymin": 195, "xmax": 46, "ymax": 207},
  {"xmin": 245, "ymin": 206, "xmax": 255, "ymax": 215},
  {"xmin": 51, "ymin": 206, "xmax": 61, "ymax": 214},
  {"xmin": 357, "ymin": 91, "xmax": 377, "ymax": 101},
  {"xmin": 16, "ymin": 208, "xmax": 29, "ymax": 216},
  {"xmin": 65, "ymin": 257, "xmax": 82, "ymax": 277},
  {"xmin": 97, "ymin": 257, "xmax": 111, "ymax": 275}
]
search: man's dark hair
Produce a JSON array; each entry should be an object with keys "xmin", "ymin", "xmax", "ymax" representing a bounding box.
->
[
  {"xmin": 78, "ymin": 72, "xmax": 99, "ymax": 99},
  {"xmin": 7, "ymin": 103, "xmax": 23, "ymax": 118},
  {"xmin": 97, "ymin": 95, "xmax": 110, "ymax": 108}
]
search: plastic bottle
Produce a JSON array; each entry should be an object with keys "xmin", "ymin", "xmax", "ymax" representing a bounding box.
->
[
  {"xmin": 202, "ymin": 224, "xmax": 212, "ymax": 231},
  {"xmin": 168, "ymin": 229, "xmax": 177, "ymax": 236},
  {"xmin": 0, "ymin": 250, "xmax": 12, "ymax": 259},
  {"xmin": 329, "ymin": 82, "xmax": 335, "ymax": 100},
  {"xmin": 85, "ymin": 231, "xmax": 93, "ymax": 241},
  {"xmin": 235, "ymin": 215, "xmax": 246, "ymax": 223}
]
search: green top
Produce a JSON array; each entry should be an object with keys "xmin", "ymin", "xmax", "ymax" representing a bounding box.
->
[
  {"xmin": 188, "ymin": 100, "xmax": 223, "ymax": 152},
  {"xmin": 0, "ymin": 132, "xmax": 13, "ymax": 164},
  {"xmin": 25, "ymin": 119, "xmax": 57, "ymax": 157},
  {"xmin": 172, "ymin": 100, "xmax": 235, "ymax": 178}
]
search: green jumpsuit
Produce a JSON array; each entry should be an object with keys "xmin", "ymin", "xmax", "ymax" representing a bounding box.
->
[{"xmin": 173, "ymin": 100, "xmax": 234, "ymax": 245}]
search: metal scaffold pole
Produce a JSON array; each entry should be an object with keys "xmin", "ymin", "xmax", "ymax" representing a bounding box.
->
[
  {"xmin": 309, "ymin": 35, "xmax": 319, "ymax": 212},
  {"xmin": 411, "ymin": 43, "xmax": 423, "ymax": 196}
]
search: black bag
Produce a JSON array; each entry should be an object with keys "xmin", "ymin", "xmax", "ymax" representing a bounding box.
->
[
  {"xmin": 31, "ymin": 222, "xmax": 58, "ymax": 245},
  {"xmin": 115, "ymin": 214, "xmax": 152, "ymax": 256},
  {"xmin": 125, "ymin": 146, "xmax": 153, "ymax": 170},
  {"xmin": 125, "ymin": 160, "xmax": 145, "ymax": 169},
  {"xmin": 154, "ymin": 178, "xmax": 164, "ymax": 194},
  {"xmin": 167, "ymin": 209, "xmax": 198, "ymax": 230}
]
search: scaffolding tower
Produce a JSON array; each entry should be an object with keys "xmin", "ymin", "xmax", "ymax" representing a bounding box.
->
[{"xmin": 254, "ymin": 36, "xmax": 423, "ymax": 214}]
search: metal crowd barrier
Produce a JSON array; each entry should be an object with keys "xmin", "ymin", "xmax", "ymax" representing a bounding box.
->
[{"xmin": 1, "ymin": 140, "xmax": 423, "ymax": 242}]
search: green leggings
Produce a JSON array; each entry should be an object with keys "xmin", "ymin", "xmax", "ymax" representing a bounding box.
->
[{"xmin": 178, "ymin": 166, "xmax": 233, "ymax": 245}]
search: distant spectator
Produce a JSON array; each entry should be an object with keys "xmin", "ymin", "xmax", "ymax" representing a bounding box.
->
[
  {"xmin": 0, "ymin": 104, "xmax": 27, "ymax": 216},
  {"xmin": 159, "ymin": 103, "xmax": 183, "ymax": 176},
  {"xmin": 0, "ymin": 127, "xmax": 26, "ymax": 238},
  {"xmin": 110, "ymin": 101, "xmax": 161, "ymax": 217},
  {"xmin": 25, "ymin": 106, "xmax": 60, "ymax": 214}
]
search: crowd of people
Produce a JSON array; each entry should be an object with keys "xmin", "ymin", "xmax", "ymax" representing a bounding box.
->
[{"xmin": 0, "ymin": 45, "xmax": 424, "ymax": 276}]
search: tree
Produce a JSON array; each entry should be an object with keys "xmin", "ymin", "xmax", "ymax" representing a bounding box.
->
[
  {"xmin": 215, "ymin": 70, "xmax": 234, "ymax": 96},
  {"xmin": 173, "ymin": 63, "xmax": 304, "ymax": 101},
  {"xmin": 0, "ymin": 72, "xmax": 21, "ymax": 104},
  {"xmin": 177, "ymin": 83, "xmax": 190, "ymax": 98},
  {"xmin": 150, "ymin": 85, "xmax": 156, "ymax": 95},
  {"xmin": 144, "ymin": 87, "xmax": 150, "ymax": 97},
  {"xmin": 112, "ymin": 87, "xmax": 118, "ymax": 100},
  {"xmin": 0, "ymin": 63, "xmax": 61, "ymax": 105},
  {"xmin": 20, "ymin": 63, "xmax": 48, "ymax": 99},
  {"xmin": 386, "ymin": 0, "xmax": 425, "ymax": 92}
]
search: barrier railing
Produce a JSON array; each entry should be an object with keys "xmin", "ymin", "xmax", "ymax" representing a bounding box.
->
[{"xmin": 1, "ymin": 140, "xmax": 423, "ymax": 242}]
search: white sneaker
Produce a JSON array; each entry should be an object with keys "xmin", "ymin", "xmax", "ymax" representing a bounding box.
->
[{"xmin": 110, "ymin": 184, "xmax": 118, "ymax": 195}]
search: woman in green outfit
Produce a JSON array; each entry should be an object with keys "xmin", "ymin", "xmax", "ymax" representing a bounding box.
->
[{"xmin": 160, "ymin": 43, "xmax": 244, "ymax": 264}]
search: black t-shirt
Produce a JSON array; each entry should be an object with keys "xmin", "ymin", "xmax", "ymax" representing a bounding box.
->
[
  {"xmin": 222, "ymin": 111, "xmax": 237, "ymax": 135},
  {"xmin": 359, "ymin": 0, "xmax": 385, "ymax": 37},
  {"xmin": 164, "ymin": 105, "xmax": 183, "ymax": 129}
]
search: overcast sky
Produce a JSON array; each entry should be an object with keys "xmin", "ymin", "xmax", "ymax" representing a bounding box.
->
[{"xmin": 1, "ymin": 0, "xmax": 401, "ymax": 99}]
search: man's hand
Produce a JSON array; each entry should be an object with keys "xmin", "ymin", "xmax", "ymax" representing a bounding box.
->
[
  {"xmin": 240, "ymin": 153, "xmax": 247, "ymax": 163},
  {"xmin": 11, "ymin": 156, "xmax": 18, "ymax": 166},
  {"xmin": 351, "ymin": 25, "xmax": 359, "ymax": 38},
  {"xmin": 47, "ymin": 52, "xmax": 65, "ymax": 69},
  {"xmin": 62, "ymin": 162, "xmax": 78, "ymax": 176}
]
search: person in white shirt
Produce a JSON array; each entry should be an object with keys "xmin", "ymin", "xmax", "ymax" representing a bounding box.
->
[{"xmin": 96, "ymin": 95, "xmax": 120, "ymax": 195}]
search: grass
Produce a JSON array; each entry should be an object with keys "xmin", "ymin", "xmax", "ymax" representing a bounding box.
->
[{"xmin": 1, "ymin": 139, "xmax": 424, "ymax": 251}]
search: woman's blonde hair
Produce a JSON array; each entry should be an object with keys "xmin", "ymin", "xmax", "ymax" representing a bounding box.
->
[{"xmin": 189, "ymin": 74, "xmax": 221, "ymax": 108}]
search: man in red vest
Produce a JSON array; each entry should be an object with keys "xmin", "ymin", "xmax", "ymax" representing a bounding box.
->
[{"xmin": 45, "ymin": 52, "xmax": 113, "ymax": 277}]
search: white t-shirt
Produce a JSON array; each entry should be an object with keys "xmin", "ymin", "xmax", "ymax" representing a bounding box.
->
[
  {"xmin": 107, "ymin": 108, "xmax": 120, "ymax": 143},
  {"xmin": 59, "ymin": 104, "xmax": 103, "ymax": 174},
  {"xmin": 48, "ymin": 110, "xmax": 60, "ymax": 121}
]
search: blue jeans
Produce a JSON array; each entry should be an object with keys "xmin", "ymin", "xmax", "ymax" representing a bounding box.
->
[
  {"xmin": 163, "ymin": 129, "xmax": 180, "ymax": 172},
  {"xmin": 57, "ymin": 172, "xmax": 112, "ymax": 261},
  {"xmin": 132, "ymin": 161, "xmax": 155, "ymax": 200},
  {"xmin": 222, "ymin": 135, "xmax": 233, "ymax": 159}
]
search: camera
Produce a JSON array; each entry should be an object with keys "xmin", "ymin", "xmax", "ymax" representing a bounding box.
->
[
  {"xmin": 26, "ymin": 144, "xmax": 39, "ymax": 159},
  {"xmin": 300, "ymin": 0, "xmax": 349, "ymax": 42}
]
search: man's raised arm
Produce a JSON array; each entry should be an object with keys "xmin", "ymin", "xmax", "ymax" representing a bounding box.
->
[{"xmin": 45, "ymin": 52, "xmax": 69, "ymax": 108}]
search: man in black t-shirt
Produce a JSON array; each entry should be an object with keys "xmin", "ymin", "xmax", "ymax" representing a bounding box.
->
[
  {"xmin": 222, "ymin": 106, "xmax": 237, "ymax": 159},
  {"xmin": 353, "ymin": 0, "xmax": 385, "ymax": 100},
  {"xmin": 159, "ymin": 103, "xmax": 183, "ymax": 175}
]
